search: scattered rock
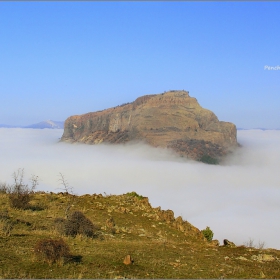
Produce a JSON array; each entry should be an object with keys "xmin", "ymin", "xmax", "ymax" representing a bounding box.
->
[
  {"xmin": 261, "ymin": 254, "xmax": 275, "ymax": 261},
  {"xmin": 169, "ymin": 262, "xmax": 181, "ymax": 268},
  {"xmin": 236, "ymin": 256, "xmax": 249, "ymax": 261},
  {"xmin": 223, "ymin": 239, "xmax": 236, "ymax": 248},
  {"xmin": 210, "ymin": 239, "xmax": 220, "ymax": 246},
  {"xmin": 159, "ymin": 209, "xmax": 175, "ymax": 224},
  {"xmin": 123, "ymin": 255, "xmax": 134, "ymax": 265},
  {"xmin": 115, "ymin": 226, "xmax": 130, "ymax": 233},
  {"xmin": 106, "ymin": 217, "xmax": 115, "ymax": 228},
  {"xmin": 251, "ymin": 254, "xmax": 275, "ymax": 262},
  {"xmin": 118, "ymin": 207, "xmax": 128, "ymax": 214},
  {"xmin": 156, "ymin": 230, "xmax": 163, "ymax": 237},
  {"xmin": 170, "ymin": 215, "xmax": 204, "ymax": 239}
]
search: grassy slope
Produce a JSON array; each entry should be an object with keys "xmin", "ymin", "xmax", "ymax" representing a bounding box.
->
[{"xmin": 0, "ymin": 191, "xmax": 280, "ymax": 279}]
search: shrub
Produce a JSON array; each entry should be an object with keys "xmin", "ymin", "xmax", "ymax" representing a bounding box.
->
[
  {"xmin": 68, "ymin": 211, "xmax": 95, "ymax": 237},
  {"xmin": 9, "ymin": 192, "xmax": 32, "ymax": 209},
  {"xmin": 199, "ymin": 155, "xmax": 219, "ymax": 165},
  {"xmin": 54, "ymin": 217, "xmax": 67, "ymax": 235},
  {"xmin": 55, "ymin": 211, "xmax": 96, "ymax": 237},
  {"xmin": 201, "ymin": 226, "xmax": 214, "ymax": 242},
  {"xmin": 126, "ymin": 191, "xmax": 144, "ymax": 200},
  {"xmin": 0, "ymin": 182, "xmax": 8, "ymax": 194},
  {"xmin": 34, "ymin": 238, "xmax": 70, "ymax": 264},
  {"xmin": 8, "ymin": 169, "xmax": 38, "ymax": 209},
  {"xmin": 0, "ymin": 211, "xmax": 13, "ymax": 237}
]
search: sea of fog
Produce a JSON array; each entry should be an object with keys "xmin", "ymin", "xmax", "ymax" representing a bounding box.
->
[{"xmin": 0, "ymin": 128, "xmax": 279, "ymax": 249}]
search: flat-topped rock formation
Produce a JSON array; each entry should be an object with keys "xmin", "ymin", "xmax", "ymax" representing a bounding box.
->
[{"xmin": 61, "ymin": 90, "xmax": 238, "ymax": 162}]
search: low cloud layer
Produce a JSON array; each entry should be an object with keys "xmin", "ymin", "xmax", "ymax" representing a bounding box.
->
[{"xmin": 0, "ymin": 128, "xmax": 279, "ymax": 249}]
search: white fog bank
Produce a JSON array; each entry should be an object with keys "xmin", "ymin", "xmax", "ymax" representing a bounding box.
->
[{"xmin": 0, "ymin": 128, "xmax": 279, "ymax": 249}]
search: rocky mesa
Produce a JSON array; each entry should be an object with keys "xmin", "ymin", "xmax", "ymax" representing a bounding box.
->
[{"xmin": 61, "ymin": 90, "xmax": 238, "ymax": 162}]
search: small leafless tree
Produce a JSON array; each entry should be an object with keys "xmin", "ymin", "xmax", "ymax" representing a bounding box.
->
[
  {"xmin": 244, "ymin": 238, "xmax": 255, "ymax": 248},
  {"xmin": 57, "ymin": 173, "xmax": 75, "ymax": 218},
  {"xmin": 244, "ymin": 238, "xmax": 266, "ymax": 249},
  {"xmin": 0, "ymin": 182, "xmax": 8, "ymax": 193},
  {"xmin": 258, "ymin": 240, "xmax": 266, "ymax": 249}
]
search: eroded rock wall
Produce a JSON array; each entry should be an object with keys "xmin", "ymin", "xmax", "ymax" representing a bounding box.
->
[{"xmin": 61, "ymin": 90, "xmax": 238, "ymax": 161}]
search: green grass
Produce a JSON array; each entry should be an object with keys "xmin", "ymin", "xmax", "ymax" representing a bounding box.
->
[{"xmin": 0, "ymin": 192, "xmax": 280, "ymax": 278}]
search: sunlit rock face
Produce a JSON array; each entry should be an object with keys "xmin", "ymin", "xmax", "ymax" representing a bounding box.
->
[{"xmin": 61, "ymin": 90, "xmax": 238, "ymax": 161}]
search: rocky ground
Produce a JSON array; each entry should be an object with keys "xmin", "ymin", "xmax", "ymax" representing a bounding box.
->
[{"xmin": 0, "ymin": 190, "xmax": 280, "ymax": 279}]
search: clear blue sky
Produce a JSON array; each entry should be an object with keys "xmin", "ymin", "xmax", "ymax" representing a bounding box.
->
[{"xmin": 1, "ymin": 2, "xmax": 279, "ymax": 128}]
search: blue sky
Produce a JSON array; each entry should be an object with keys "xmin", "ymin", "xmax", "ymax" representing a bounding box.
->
[{"xmin": 1, "ymin": 2, "xmax": 279, "ymax": 128}]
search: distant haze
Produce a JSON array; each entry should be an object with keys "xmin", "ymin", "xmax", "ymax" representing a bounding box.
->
[{"xmin": 0, "ymin": 128, "xmax": 279, "ymax": 249}]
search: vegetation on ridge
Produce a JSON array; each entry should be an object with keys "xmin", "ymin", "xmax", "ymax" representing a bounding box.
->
[{"xmin": 0, "ymin": 171, "xmax": 280, "ymax": 279}]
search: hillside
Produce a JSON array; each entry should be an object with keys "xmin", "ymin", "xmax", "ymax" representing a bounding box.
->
[
  {"xmin": 24, "ymin": 120, "xmax": 64, "ymax": 129},
  {"xmin": 61, "ymin": 90, "xmax": 238, "ymax": 162},
  {"xmin": 0, "ymin": 189, "xmax": 279, "ymax": 279},
  {"xmin": 0, "ymin": 120, "xmax": 64, "ymax": 129}
]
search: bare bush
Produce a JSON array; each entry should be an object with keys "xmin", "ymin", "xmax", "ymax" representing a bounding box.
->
[
  {"xmin": 57, "ymin": 173, "xmax": 75, "ymax": 218},
  {"xmin": 0, "ymin": 182, "xmax": 8, "ymax": 194},
  {"xmin": 65, "ymin": 211, "xmax": 96, "ymax": 237},
  {"xmin": 55, "ymin": 175, "xmax": 95, "ymax": 237},
  {"xmin": 244, "ymin": 238, "xmax": 266, "ymax": 249},
  {"xmin": 55, "ymin": 211, "xmax": 96, "ymax": 238},
  {"xmin": 8, "ymin": 169, "xmax": 38, "ymax": 209},
  {"xmin": 244, "ymin": 238, "xmax": 255, "ymax": 248},
  {"xmin": 258, "ymin": 240, "xmax": 266, "ymax": 249},
  {"xmin": 34, "ymin": 238, "xmax": 70, "ymax": 264}
]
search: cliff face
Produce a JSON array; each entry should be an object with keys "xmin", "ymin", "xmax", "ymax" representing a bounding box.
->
[{"xmin": 61, "ymin": 90, "xmax": 238, "ymax": 161}]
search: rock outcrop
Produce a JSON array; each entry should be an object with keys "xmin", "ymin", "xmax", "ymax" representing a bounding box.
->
[
  {"xmin": 61, "ymin": 90, "xmax": 238, "ymax": 161},
  {"xmin": 224, "ymin": 239, "xmax": 236, "ymax": 248},
  {"xmin": 123, "ymin": 255, "xmax": 134, "ymax": 265}
]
